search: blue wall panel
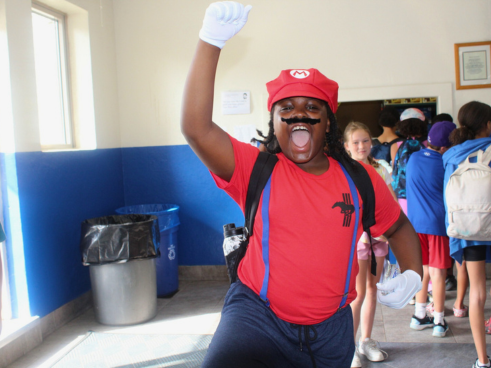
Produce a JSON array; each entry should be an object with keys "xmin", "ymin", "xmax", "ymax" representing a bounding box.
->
[
  {"xmin": 12, "ymin": 149, "xmax": 125, "ymax": 318},
  {"xmin": 121, "ymin": 145, "xmax": 243, "ymax": 266},
  {"xmin": 2, "ymin": 144, "xmax": 239, "ymax": 319}
]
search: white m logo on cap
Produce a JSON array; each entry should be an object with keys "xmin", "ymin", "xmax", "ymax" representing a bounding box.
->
[{"xmin": 290, "ymin": 70, "xmax": 310, "ymax": 79}]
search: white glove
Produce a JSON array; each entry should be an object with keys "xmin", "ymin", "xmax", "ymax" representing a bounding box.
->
[
  {"xmin": 199, "ymin": 2, "xmax": 252, "ymax": 49},
  {"xmin": 376, "ymin": 270, "xmax": 422, "ymax": 309}
]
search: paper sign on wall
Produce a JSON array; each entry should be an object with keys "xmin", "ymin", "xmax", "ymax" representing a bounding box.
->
[{"xmin": 222, "ymin": 91, "xmax": 250, "ymax": 115}]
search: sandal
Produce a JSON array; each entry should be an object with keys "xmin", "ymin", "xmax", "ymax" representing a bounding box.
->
[
  {"xmin": 485, "ymin": 317, "xmax": 491, "ymax": 334},
  {"xmin": 453, "ymin": 305, "xmax": 468, "ymax": 318}
]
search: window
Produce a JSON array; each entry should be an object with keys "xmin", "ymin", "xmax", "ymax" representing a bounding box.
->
[{"xmin": 32, "ymin": 2, "xmax": 73, "ymax": 149}]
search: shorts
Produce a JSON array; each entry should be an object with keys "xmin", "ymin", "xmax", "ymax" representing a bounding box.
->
[
  {"xmin": 418, "ymin": 233, "xmax": 451, "ymax": 269},
  {"xmin": 357, "ymin": 232, "xmax": 389, "ymax": 260},
  {"xmin": 463, "ymin": 245, "xmax": 491, "ymax": 262}
]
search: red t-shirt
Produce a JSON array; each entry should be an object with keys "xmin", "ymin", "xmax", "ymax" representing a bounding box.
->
[{"xmin": 212, "ymin": 137, "xmax": 400, "ymax": 324}]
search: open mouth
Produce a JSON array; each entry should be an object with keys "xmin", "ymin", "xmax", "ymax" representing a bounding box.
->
[{"xmin": 291, "ymin": 125, "xmax": 311, "ymax": 148}]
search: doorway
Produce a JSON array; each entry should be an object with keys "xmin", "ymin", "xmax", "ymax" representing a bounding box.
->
[
  {"xmin": 335, "ymin": 97, "xmax": 438, "ymax": 140},
  {"xmin": 336, "ymin": 100, "xmax": 384, "ymax": 138}
]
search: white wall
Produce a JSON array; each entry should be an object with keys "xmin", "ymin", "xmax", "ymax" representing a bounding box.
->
[
  {"xmin": 2, "ymin": 0, "xmax": 490, "ymax": 151},
  {"xmin": 113, "ymin": 0, "xmax": 491, "ymax": 148}
]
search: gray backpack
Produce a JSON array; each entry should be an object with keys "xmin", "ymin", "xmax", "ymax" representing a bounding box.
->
[{"xmin": 446, "ymin": 145, "xmax": 491, "ymax": 241}]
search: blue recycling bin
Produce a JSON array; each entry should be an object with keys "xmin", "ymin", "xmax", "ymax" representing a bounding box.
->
[{"xmin": 116, "ymin": 204, "xmax": 180, "ymax": 297}]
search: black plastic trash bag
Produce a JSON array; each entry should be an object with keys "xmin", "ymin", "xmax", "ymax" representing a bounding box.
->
[{"xmin": 80, "ymin": 214, "xmax": 160, "ymax": 265}]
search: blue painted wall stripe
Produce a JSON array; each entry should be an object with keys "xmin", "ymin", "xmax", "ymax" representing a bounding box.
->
[
  {"xmin": 121, "ymin": 145, "xmax": 243, "ymax": 265},
  {"xmin": 2, "ymin": 144, "xmax": 242, "ymax": 318},
  {"xmin": 3, "ymin": 149, "xmax": 125, "ymax": 317}
]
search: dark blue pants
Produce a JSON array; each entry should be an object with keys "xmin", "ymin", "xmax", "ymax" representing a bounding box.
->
[{"xmin": 202, "ymin": 280, "xmax": 355, "ymax": 368}]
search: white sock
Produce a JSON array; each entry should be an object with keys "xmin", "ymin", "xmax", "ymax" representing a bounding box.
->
[
  {"xmin": 478, "ymin": 359, "xmax": 490, "ymax": 367},
  {"xmin": 433, "ymin": 311, "xmax": 444, "ymax": 325},
  {"xmin": 415, "ymin": 302, "xmax": 426, "ymax": 319}
]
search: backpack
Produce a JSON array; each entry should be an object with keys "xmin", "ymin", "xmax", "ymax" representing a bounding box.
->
[
  {"xmin": 445, "ymin": 145, "xmax": 491, "ymax": 241},
  {"xmin": 223, "ymin": 151, "xmax": 377, "ymax": 284},
  {"xmin": 371, "ymin": 138, "xmax": 403, "ymax": 163},
  {"xmin": 391, "ymin": 138, "xmax": 425, "ymax": 199}
]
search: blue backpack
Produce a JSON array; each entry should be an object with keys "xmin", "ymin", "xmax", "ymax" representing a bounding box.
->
[
  {"xmin": 371, "ymin": 138, "xmax": 403, "ymax": 163},
  {"xmin": 391, "ymin": 139, "xmax": 425, "ymax": 199}
]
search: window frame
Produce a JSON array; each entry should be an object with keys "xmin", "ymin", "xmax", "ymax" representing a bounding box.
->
[{"xmin": 32, "ymin": 1, "xmax": 74, "ymax": 150}]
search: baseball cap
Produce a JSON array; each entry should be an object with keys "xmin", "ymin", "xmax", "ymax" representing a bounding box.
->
[
  {"xmin": 266, "ymin": 69, "xmax": 339, "ymax": 113},
  {"xmin": 428, "ymin": 121, "xmax": 456, "ymax": 147},
  {"xmin": 400, "ymin": 107, "xmax": 425, "ymax": 121}
]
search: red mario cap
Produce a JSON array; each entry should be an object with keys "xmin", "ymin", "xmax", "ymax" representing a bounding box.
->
[{"xmin": 266, "ymin": 69, "xmax": 339, "ymax": 113}]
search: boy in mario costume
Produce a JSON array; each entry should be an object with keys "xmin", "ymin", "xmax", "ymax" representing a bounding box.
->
[{"xmin": 181, "ymin": 2, "xmax": 423, "ymax": 367}]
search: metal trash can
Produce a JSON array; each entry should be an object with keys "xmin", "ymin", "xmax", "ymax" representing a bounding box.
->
[
  {"xmin": 116, "ymin": 204, "xmax": 180, "ymax": 297},
  {"xmin": 80, "ymin": 214, "xmax": 160, "ymax": 325}
]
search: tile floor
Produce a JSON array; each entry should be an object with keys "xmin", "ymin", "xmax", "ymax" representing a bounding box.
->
[{"xmin": 5, "ymin": 279, "xmax": 491, "ymax": 367}]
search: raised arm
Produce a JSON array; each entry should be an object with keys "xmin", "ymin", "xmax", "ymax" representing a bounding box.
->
[{"xmin": 181, "ymin": 2, "xmax": 252, "ymax": 182}]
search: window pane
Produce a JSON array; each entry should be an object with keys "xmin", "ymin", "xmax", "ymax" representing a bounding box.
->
[{"xmin": 32, "ymin": 11, "xmax": 69, "ymax": 146}]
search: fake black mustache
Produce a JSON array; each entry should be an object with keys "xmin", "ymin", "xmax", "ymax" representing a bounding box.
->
[{"xmin": 281, "ymin": 117, "xmax": 321, "ymax": 125}]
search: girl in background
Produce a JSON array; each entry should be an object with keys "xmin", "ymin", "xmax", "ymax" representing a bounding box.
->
[
  {"xmin": 443, "ymin": 101, "xmax": 491, "ymax": 368},
  {"xmin": 344, "ymin": 122, "xmax": 397, "ymax": 367}
]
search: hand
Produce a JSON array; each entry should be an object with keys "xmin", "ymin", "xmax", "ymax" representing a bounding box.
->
[
  {"xmin": 376, "ymin": 270, "xmax": 422, "ymax": 309},
  {"xmin": 199, "ymin": 2, "xmax": 252, "ymax": 49}
]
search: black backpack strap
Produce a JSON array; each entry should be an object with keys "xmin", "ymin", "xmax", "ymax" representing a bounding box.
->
[
  {"xmin": 231, "ymin": 152, "xmax": 278, "ymax": 282},
  {"xmin": 244, "ymin": 152, "xmax": 279, "ymax": 237},
  {"xmin": 336, "ymin": 154, "xmax": 377, "ymax": 275}
]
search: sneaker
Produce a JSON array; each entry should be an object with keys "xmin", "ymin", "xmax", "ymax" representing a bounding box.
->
[
  {"xmin": 426, "ymin": 302, "xmax": 435, "ymax": 316},
  {"xmin": 445, "ymin": 275, "xmax": 457, "ymax": 291},
  {"xmin": 357, "ymin": 338, "xmax": 387, "ymax": 362},
  {"xmin": 409, "ymin": 296, "xmax": 416, "ymax": 305},
  {"xmin": 485, "ymin": 317, "xmax": 491, "ymax": 334},
  {"xmin": 453, "ymin": 305, "xmax": 468, "ymax": 318},
  {"xmin": 351, "ymin": 350, "xmax": 362, "ymax": 367},
  {"xmin": 410, "ymin": 315, "xmax": 434, "ymax": 330},
  {"xmin": 432, "ymin": 319, "xmax": 449, "ymax": 337},
  {"xmin": 472, "ymin": 356, "xmax": 491, "ymax": 367}
]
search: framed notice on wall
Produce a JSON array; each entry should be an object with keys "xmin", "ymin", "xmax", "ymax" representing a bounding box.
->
[{"xmin": 454, "ymin": 41, "xmax": 491, "ymax": 90}]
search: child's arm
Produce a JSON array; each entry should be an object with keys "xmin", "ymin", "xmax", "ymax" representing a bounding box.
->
[
  {"xmin": 181, "ymin": 2, "xmax": 252, "ymax": 182},
  {"xmin": 388, "ymin": 184, "xmax": 398, "ymax": 202},
  {"xmin": 384, "ymin": 210, "xmax": 422, "ymax": 276},
  {"xmin": 376, "ymin": 210, "xmax": 423, "ymax": 309}
]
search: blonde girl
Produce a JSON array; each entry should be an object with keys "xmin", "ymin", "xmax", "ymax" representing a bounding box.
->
[{"xmin": 344, "ymin": 121, "xmax": 396, "ymax": 367}]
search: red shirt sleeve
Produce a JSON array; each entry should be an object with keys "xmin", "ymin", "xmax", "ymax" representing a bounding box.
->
[
  {"xmin": 360, "ymin": 162, "xmax": 401, "ymax": 238},
  {"xmin": 210, "ymin": 135, "xmax": 259, "ymax": 211}
]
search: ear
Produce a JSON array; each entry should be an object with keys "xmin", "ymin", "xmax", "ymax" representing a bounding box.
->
[
  {"xmin": 326, "ymin": 119, "xmax": 330, "ymax": 133},
  {"xmin": 344, "ymin": 141, "xmax": 349, "ymax": 151}
]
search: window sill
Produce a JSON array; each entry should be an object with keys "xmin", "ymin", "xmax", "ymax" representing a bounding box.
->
[{"xmin": 0, "ymin": 316, "xmax": 39, "ymax": 349}]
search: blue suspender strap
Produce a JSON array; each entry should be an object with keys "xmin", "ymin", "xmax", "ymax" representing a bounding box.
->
[
  {"xmin": 338, "ymin": 165, "xmax": 360, "ymax": 310},
  {"xmin": 259, "ymin": 176, "xmax": 272, "ymax": 306}
]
